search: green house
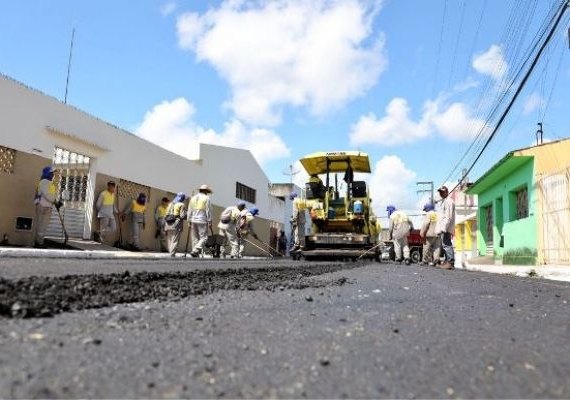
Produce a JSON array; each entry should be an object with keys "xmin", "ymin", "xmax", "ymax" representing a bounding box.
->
[
  {"xmin": 466, "ymin": 138, "xmax": 570, "ymax": 265},
  {"xmin": 466, "ymin": 152, "xmax": 537, "ymax": 264}
]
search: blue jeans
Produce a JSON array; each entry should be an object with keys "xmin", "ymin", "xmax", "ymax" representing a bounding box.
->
[{"xmin": 440, "ymin": 232, "xmax": 455, "ymax": 263}]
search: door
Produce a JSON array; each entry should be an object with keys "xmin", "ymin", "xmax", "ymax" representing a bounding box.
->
[
  {"xmin": 46, "ymin": 147, "xmax": 91, "ymax": 239},
  {"xmin": 485, "ymin": 205, "xmax": 493, "ymax": 256}
]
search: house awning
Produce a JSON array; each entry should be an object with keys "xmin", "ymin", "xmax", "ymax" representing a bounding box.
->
[
  {"xmin": 466, "ymin": 153, "xmax": 533, "ymax": 195},
  {"xmin": 456, "ymin": 212, "xmax": 477, "ymax": 225}
]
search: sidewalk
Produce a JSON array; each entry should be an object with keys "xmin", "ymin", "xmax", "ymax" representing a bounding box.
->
[{"xmin": 459, "ymin": 259, "xmax": 570, "ymax": 282}]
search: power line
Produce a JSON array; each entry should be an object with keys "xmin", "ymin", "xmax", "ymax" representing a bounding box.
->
[
  {"xmin": 449, "ymin": 0, "xmax": 569, "ymax": 194},
  {"xmin": 64, "ymin": 27, "xmax": 76, "ymax": 104}
]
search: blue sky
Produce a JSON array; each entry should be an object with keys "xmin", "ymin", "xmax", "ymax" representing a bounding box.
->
[{"xmin": 1, "ymin": 0, "xmax": 569, "ymax": 214}]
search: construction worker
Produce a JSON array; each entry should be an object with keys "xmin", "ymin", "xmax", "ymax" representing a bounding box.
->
[
  {"xmin": 218, "ymin": 201, "xmax": 246, "ymax": 258},
  {"xmin": 188, "ymin": 184, "xmax": 213, "ymax": 257},
  {"xmin": 155, "ymin": 197, "xmax": 170, "ymax": 252},
  {"xmin": 122, "ymin": 193, "xmax": 147, "ymax": 251},
  {"xmin": 388, "ymin": 205, "xmax": 413, "ymax": 265},
  {"xmin": 289, "ymin": 192, "xmax": 305, "ymax": 252},
  {"xmin": 420, "ymin": 203, "xmax": 441, "ymax": 266},
  {"xmin": 33, "ymin": 166, "xmax": 62, "ymax": 247},
  {"xmin": 237, "ymin": 207, "xmax": 259, "ymax": 258},
  {"xmin": 368, "ymin": 215, "xmax": 381, "ymax": 244},
  {"xmin": 436, "ymin": 186, "xmax": 456, "ymax": 270},
  {"xmin": 95, "ymin": 181, "xmax": 119, "ymax": 244},
  {"xmin": 164, "ymin": 192, "xmax": 187, "ymax": 257}
]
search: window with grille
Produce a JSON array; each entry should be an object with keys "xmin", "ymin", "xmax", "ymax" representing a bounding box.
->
[
  {"xmin": 236, "ymin": 182, "xmax": 256, "ymax": 203},
  {"xmin": 119, "ymin": 179, "xmax": 151, "ymax": 201},
  {"xmin": 515, "ymin": 186, "xmax": 529, "ymax": 220},
  {"xmin": 0, "ymin": 146, "xmax": 16, "ymax": 174}
]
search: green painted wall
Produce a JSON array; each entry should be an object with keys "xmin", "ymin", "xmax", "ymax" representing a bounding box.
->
[{"xmin": 475, "ymin": 158, "xmax": 536, "ymax": 260}]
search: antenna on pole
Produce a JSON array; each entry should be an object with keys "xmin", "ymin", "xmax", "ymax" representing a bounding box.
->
[
  {"xmin": 64, "ymin": 26, "xmax": 76, "ymax": 104},
  {"xmin": 282, "ymin": 164, "xmax": 300, "ymax": 187}
]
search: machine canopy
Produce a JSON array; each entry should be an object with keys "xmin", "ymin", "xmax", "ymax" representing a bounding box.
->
[{"xmin": 299, "ymin": 151, "xmax": 371, "ymax": 175}]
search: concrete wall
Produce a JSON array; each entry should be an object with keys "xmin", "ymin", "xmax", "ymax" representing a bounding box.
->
[
  {"xmin": 0, "ymin": 150, "xmax": 51, "ymax": 246},
  {"xmin": 475, "ymin": 159, "xmax": 536, "ymax": 261}
]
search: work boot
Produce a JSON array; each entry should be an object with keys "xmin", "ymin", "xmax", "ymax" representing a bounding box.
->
[
  {"xmin": 93, "ymin": 232, "xmax": 102, "ymax": 243},
  {"xmin": 395, "ymin": 258, "xmax": 403, "ymax": 264},
  {"xmin": 439, "ymin": 262, "xmax": 454, "ymax": 270},
  {"xmin": 404, "ymin": 259, "xmax": 411, "ymax": 265},
  {"xmin": 428, "ymin": 262, "xmax": 435, "ymax": 267},
  {"xmin": 190, "ymin": 251, "xmax": 199, "ymax": 258}
]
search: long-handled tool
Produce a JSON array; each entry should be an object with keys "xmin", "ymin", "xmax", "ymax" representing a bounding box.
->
[
  {"xmin": 240, "ymin": 236, "xmax": 274, "ymax": 259},
  {"xmin": 182, "ymin": 222, "xmax": 191, "ymax": 258},
  {"xmin": 114, "ymin": 183, "xmax": 125, "ymax": 249},
  {"xmin": 357, "ymin": 241, "xmax": 384, "ymax": 261},
  {"xmin": 252, "ymin": 235, "xmax": 284, "ymax": 257},
  {"xmin": 55, "ymin": 205, "xmax": 69, "ymax": 245}
]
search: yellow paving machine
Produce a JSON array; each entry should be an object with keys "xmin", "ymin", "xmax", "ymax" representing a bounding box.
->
[{"xmin": 292, "ymin": 151, "xmax": 381, "ymax": 261}]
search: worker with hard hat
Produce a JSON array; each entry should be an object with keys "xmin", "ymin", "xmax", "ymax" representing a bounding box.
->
[
  {"xmin": 368, "ymin": 214, "xmax": 382, "ymax": 244},
  {"xmin": 436, "ymin": 185, "xmax": 456, "ymax": 270},
  {"xmin": 164, "ymin": 192, "xmax": 187, "ymax": 257},
  {"xmin": 388, "ymin": 205, "xmax": 413, "ymax": 265},
  {"xmin": 155, "ymin": 197, "xmax": 170, "ymax": 252},
  {"xmin": 188, "ymin": 184, "xmax": 213, "ymax": 257},
  {"xmin": 33, "ymin": 166, "xmax": 62, "ymax": 247},
  {"xmin": 95, "ymin": 181, "xmax": 119, "ymax": 244},
  {"xmin": 218, "ymin": 201, "xmax": 246, "ymax": 258},
  {"xmin": 237, "ymin": 207, "xmax": 259, "ymax": 258},
  {"xmin": 420, "ymin": 203, "xmax": 440, "ymax": 266},
  {"xmin": 289, "ymin": 192, "xmax": 306, "ymax": 252},
  {"xmin": 122, "ymin": 192, "xmax": 147, "ymax": 251}
]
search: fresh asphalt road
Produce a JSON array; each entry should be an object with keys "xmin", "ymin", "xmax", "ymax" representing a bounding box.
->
[{"xmin": 0, "ymin": 258, "xmax": 569, "ymax": 399}]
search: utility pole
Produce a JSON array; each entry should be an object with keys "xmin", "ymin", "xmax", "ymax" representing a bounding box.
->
[
  {"xmin": 416, "ymin": 181, "xmax": 434, "ymax": 205},
  {"xmin": 536, "ymin": 122, "xmax": 544, "ymax": 145},
  {"xmin": 64, "ymin": 27, "xmax": 76, "ymax": 104}
]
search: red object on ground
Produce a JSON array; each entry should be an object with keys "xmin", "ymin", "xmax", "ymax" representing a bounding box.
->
[{"xmin": 407, "ymin": 229, "xmax": 423, "ymax": 246}]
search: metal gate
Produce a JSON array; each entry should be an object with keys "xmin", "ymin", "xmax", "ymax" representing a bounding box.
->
[
  {"xmin": 485, "ymin": 205, "xmax": 493, "ymax": 256},
  {"xmin": 46, "ymin": 147, "xmax": 91, "ymax": 239},
  {"xmin": 538, "ymin": 168, "xmax": 570, "ymax": 264}
]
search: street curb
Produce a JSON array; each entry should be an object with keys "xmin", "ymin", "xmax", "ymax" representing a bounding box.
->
[{"xmin": 459, "ymin": 261, "xmax": 570, "ymax": 282}]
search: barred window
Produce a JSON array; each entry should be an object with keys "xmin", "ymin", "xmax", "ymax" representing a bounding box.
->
[
  {"xmin": 0, "ymin": 146, "xmax": 16, "ymax": 174},
  {"xmin": 515, "ymin": 187, "xmax": 529, "ymax": 220},
  {"xmin": 236, "ymin": 182, "xmax": 256, "ymax": 203}
]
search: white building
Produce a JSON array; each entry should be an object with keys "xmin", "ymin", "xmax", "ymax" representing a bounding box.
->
[{"xmin": 0, "ymin": 74, "xmax": 285, "ymax": 254}]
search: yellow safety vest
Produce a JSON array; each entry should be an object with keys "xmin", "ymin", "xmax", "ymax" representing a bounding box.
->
[
  {"xmin": 391, "ymin": 211, "xmax": 409, "ymax": 224},
  {"xmin": 156, "ymin": 204, "xmax": 168, "ymax": 218},
  {"xmin": 102, "ymin": 190, "xmax": 115, "ymax": 206},
  {"xmin": 132, "ymin": 200, "xmax": 146, "ymax": 214},
  {"xmin": 36, "ymin": 181, "xmax": 56, "ymax": 195},
  {"xmin": 168, "ymin": 202, "xmax": 184, "ymax": 217},
  {"xmin": 190, "ymin": 194, "xmax": 208, "ymax": 210}
]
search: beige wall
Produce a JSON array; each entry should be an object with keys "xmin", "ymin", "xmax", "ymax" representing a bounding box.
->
[{"xmin": 0, "ymin": 150, "xmax": 52, "ymax": 246}]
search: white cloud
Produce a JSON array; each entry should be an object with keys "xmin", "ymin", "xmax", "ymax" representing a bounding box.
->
[
  {"xmin": 349, "ymin": 98, "xmax": 431, "ymax": 146},
  {"xmin": 161, "ymin": 1, "xmax": 178, "ymax": 17},
  {"xmin": 472, "ymin": 44, "xmax": 508, "ymax": 81},
  {"xmin": 349, "ymin": 97, "xmax": 486, "ymax": 146},
  {"xmin": 368, "ymin": 155, "xmax": 417, "ymax": 216},
  {"xmin": 176, "ymin": 0, "xmax": 386, "ymax": 126},
  {"xmin": 522, "ymin": 92, "xmax": 543, "ymax": 115},
  {"xmin": 135, "ymin": 98, "xmax": 290, "ymax": 165}
]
